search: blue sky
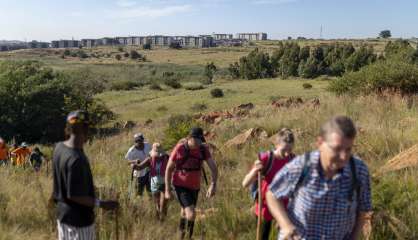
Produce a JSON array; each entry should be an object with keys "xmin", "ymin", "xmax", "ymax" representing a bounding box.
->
[{"xmin": 0, "ymin": 0, "xmax": 417, "ymax": 41}]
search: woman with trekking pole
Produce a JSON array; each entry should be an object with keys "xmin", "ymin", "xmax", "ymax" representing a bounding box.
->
[
  {"xmin": 165, "ymin": 127, "xmax": 218, "ymax": 240},
  {"xmin": 242, "ymin": 128, "xmax": 295, "ymax": 240}
]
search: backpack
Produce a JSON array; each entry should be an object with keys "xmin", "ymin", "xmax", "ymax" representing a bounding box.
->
[
  {"xmin": 176, "ymin": 142, "xmax": 209, "ymax": 185},
  {"xmin": 250, "ymin": 150, "xmax": 275, "ymax": 201},
  {"xmin": 293, "ymin": 152, "xmax": 360, "ymax": 202}
]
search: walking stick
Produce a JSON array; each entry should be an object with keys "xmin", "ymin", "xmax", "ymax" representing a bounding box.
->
[
  {"xmin": 115, "ymin": 208, "xmax": 120, "ymax": 240},
  {"xmin": 256, "ymin": 172, "xmax": 262, "ymax": 240}
]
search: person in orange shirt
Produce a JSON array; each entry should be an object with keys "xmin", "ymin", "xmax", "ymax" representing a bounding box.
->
[
  {"xmin": 11, "ymin": 142, "xmax": 31, "ymax": 167},
  {"xmin": 0, "ymin": 138, "xmax": 9, "ymax": 166}
]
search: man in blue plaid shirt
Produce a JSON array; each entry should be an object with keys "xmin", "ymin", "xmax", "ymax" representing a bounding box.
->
[{"xmin": 266, "ymin": 116, "xmax": 372, "ymax": 240}]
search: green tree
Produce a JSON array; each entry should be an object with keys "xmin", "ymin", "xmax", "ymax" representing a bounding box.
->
[
  {"xmin": 0, "ymin": 61, "xmax": 113, "ymax": 143},
  {"xmin": 379, "ymin": 30, "xmax": 392, "ymax": 39},
  {"xmin": 203, "ymin": 62, "xmax": 217, "ymax": 84}
]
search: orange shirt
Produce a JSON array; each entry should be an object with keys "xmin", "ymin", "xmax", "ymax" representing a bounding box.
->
[
  {"xmin": 0, "ymin": 146, "xmax": 8, "ymax": 160},
  {"xmin": 12, "ymin": 147, "xmax": 31, "ymax": 165}
]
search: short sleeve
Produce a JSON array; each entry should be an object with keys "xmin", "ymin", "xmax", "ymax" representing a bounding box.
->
[
  {"xmin": 269, "ymin": 155, "xmax": 304, "ymax": 199},
  {"xmin": 125, "ymin": 148, "xmax": 132, "ymax": 160},
  {"xmin": 67, "ymin": 159, "xmax": 93, "ymax": 198},
  {"xmin": 356, "ymin": 160, "xmax": 372, "ymax": 212}
]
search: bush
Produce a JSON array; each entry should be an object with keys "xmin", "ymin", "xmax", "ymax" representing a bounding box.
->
[
  {"xmin": 302, "ymin": 83, "xmax": 313, "ymax": 89},
  {"xmin": 115, "ymin": 54, "xmax": 122, "ymax": 61},
  {"xmin": 156, "ymin": 106, "xmax": 168, "ymax": 112},
  {"xmin": 329, "ymin": 59, "xmax": 418, "ymax": 95},
  {"xmin": 143, "ymin": 43, "xmax": 151, "ymax": 50},
  {"xmin": 238, "ymin": 48, "xmax": 274, "ymax": 80},
  {"xmin": 190, "ymin": 103, "xmax": 207, "ymax": 111},
  {"xmin": 110, "ymin": 81, "xmax": 141, "ymax": 91},
  {"xmin": 203, "ymin": 62, "xmax": 217, "ymax": 84},
  {"xmin": 118, "ymin": 46, "xmax": 124, "ymax": 52},
  {"xmin": 130, "ymin": 50, "xmax": 143, "ymax": 60},
  {"xmin": 210, "ymin": 88, "xmax": 224, "ymax": 98},
  {"xmin": 78, "ymin": 50, "xmax": 88, "ymax": 59},
  {"xmin": 0, "ymin": 61, "xmax": 114, "ymax": 143},
  {"xmin": 149, "ymin": 83, "xmax": 162, "ymax": 91},
  {"xmin": 184, "ymin": 83, "xmax": 204, "ymax": 91},
  {"xmin": 228, "ymin": 62, "xmax": 240, "ymax": 79},
  {"xmin": 164, "ymin": 79, "xmax": 182, "ymax": 89},
  {"xmin": 163, "ymin": 114, "xmax": 195, "ymax": 148},
  {"xmin": 123, "ymin": 52, "xmax": 130, "ymax": 58},
  {"xmin": 63, "ymin": 49, "xmax": 71, "ymax": 56}
]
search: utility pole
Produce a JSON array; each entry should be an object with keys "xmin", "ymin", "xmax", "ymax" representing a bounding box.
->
[{"xmin": 320, "ymin": 25, "xmax": 323, "ymax": 39}]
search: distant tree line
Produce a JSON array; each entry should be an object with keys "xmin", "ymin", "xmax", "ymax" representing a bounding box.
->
[{"xmin": 228, "ymin": 42, "xmax": 377, "ymax": 80}]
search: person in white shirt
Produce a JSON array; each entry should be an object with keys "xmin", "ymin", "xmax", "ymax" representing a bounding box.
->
[{"xmin": 125, "ymin": 133, "xmax": 152, "ymax": 196}]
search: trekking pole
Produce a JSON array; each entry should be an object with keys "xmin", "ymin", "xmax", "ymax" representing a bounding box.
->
[
  {"xmin": 256, "ymin": 172, "xmax": 262, "ymax": 240},
  {"xmin": 115, "ymin": 191, "xmax": 120, "ymax": 240},
  {"xmin": 202, "ymin": 166, "xmax": 209, "ymax": 186}
]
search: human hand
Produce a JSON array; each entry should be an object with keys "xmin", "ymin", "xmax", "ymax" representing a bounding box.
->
[
  {"xmin": 254, "ymin": 160, "xmax": 263, "ymax": 172},
  {"xmin": 282, "ymin": 224, "xmax": 302, "ymax": 240},
  {"xmin": 164, "ymin": 189, "xmax": 172, "ymax": 200},
  {"xmin": 206, "ymin": 183, "xmax": 216, "ymax": 198}
]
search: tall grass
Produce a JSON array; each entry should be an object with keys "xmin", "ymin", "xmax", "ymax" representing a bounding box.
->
[{"xmin": 1, "ymin": 93, "xmax": 418, "ymax": 239}]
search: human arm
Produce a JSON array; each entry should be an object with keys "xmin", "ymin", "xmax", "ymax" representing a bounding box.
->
[
  {"xmin": 164, "ymin": 157, "xmax": 176, "ymax": 200},
  {"xmin": 133, "ymin": 157, "xmax": 151, "ymax": 170},
  {"xmin": 266, "ymin": 190, "xmax": 301, "ymax": 239},
  {"xmin": 242, "ymin": 160, "xmax": 263, "ymax": 188},
  {"xmin": 205, "ymin": 157, "xmax": 218, "ymax": 198}
]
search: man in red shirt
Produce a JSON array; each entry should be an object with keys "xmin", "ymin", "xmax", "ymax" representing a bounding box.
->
[
  {"xmin": 165, "ymin": 127, "xmax": 218, "ymax": 239},
  {"xmin": 242, "ymin": 128, "xmax": 295, "ymax": 240}
]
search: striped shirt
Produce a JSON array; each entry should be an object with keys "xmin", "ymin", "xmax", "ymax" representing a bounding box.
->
[{"xmin": 269, "ymin": 151, "xmax": 372, "ymax": 240}]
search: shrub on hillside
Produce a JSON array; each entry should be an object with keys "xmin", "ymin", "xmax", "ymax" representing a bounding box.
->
[
  {"xmin": 115, "ymin": 54, "xmax": 122, "ymax": 61},
  {"xmin": 63, "ymin": 49, "xmax": 71, "ymax": 56},
  {"xmin": 163, "ymin": 114, "xmax": 196, "ymax": 148},
  {"xmin": 130, "ymin": 50, "xmax": 144, "ymax": 60},
  {"xmin": 238, "ymin": 48, "xmax": 274, "ymax": 80},
  {"xmin": 149, "ymin": 83, "xmax": 162, "ymax": 90},
  {"xmin": 156, "ymin": 105, "xmax": 168, "ymax": 112},
  {"xmin": 143, "ymin": 43, "xmax": 151, "ymax": 50},
  {"xmin": 329, "ymin": 60, "xmax": 418, "ymax": 95},
  {"xmin": 118, "ymin": 47, "xmax": 124, "ymax": 52},
  {"xmin": 110, "ymin": 81, "xmax": 142, "ymax": 91},
  {"xmin": 210, "ymin": 88, "xmax": 224, "ymax": 98},
  {"xmin": 164, "ymin": 78, "xmax": 182, "ymax": 89},
  {"xmin": 123, "ymin": 52, "xmax": 130, "ymax": 58},
  {"xmin": 302, "ymin": 83, "xmax": 313, "ymax": 89},
  {"xmin": 190, "ymin": 103, "xmax": 207, "ymax": 111},
  {"xmin": 203, "ymin": 62, "xmax": 217, "ymax": 84},
  {"xmin": 0, "ymin": 61, "xmax": 114, "ymax": 143}
]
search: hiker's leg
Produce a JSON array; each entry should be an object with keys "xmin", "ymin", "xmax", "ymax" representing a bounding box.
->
[
  {"xmin": 261, "ymin": 220, "xmax": 272, "ymax": 240},
  {"xmin": 160, "ymin": 191, "xmax": 168, "ymax": 221},
  {"xmin": 153, "ymin": 192, "xmax": 161, "ymax": 218},
  {"xmin": 137, "ymin": 176, "xmax": 145, "ymax": 196},
  {"xmin": 179, "ymin": 208, "xmax": 187, "ymax": 239}
]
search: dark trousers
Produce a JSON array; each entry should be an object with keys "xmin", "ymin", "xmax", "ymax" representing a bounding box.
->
[
  {"xmin": 137, "ymin": 171, "xmax": 151, "ymax": 196},
  {"xmin": 256, "ymin": 218, "xmax": 272, "ymax": 240}
]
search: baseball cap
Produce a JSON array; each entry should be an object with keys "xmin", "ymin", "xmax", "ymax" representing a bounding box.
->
[
  {"xmin": 21, "ymin": 142, "xmax": 28, "ymax": 148},
  {"xmin": 67, "ymin": 110, "xmax": 89, "ymax": 125},
  {"xmin": 134, "ymin": 133, "xmax": 145, "ymax": 142},
  {"xmin": 190, "ymin": 127, "xmax": 206, "ymax": 143}
]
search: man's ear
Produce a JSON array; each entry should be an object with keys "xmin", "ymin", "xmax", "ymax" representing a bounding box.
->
[{"xmin": 316, "ymin": 136, "xmax": 324, "ymax": 148}]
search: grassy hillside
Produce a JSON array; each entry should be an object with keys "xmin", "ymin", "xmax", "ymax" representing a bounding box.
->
[{"xmin": 1, "ymin": 42, "xmax": 418, "ymax": 239}]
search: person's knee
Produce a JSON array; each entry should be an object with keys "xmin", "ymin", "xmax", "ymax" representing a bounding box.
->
[{"xmin": 184, "ymin": 206, "xmax": 195, "ymax": 220}]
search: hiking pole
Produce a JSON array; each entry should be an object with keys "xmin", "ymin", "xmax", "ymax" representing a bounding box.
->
[
  {"xmin": 256, "ymin": 172, "xmax": 262, "ymax": 240},
  {"xmin": 115, "ymin": 208, "xmax": 120, "ymax": 240},
  {"xmin": 128, "ymin": 167, "xmax": 134, "ymax": 200},
  {"xmin": 202, "ymin": 166, "xmax": 209, "ymax": 185}
]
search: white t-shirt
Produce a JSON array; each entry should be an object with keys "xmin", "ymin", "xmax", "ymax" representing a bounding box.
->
[{"xmin": 125, "ymin": 143, "xmax": 151, "ymax": 177}]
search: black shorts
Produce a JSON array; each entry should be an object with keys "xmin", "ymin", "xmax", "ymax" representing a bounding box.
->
[{"xmin": 174, "ymin": 185, "xmax": 200, "ymax": 208}]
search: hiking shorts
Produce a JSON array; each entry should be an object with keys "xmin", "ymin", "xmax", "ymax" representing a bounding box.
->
[
  {"xmin": 57, "ymin": 221, "xmax": 95, "ymax": 240},
  {"xmin": 137, "ymin": 172, "xmax": 151, "ymax": 196},
  {"xmin": 174, "ymin": 185, "xmax": 199, "ymax": 208}
]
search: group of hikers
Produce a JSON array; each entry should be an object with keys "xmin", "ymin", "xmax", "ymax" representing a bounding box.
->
[
  {"xmin": 12, "ymin": 109, "xmax": 372, "ymax": 240},
  {"xmin": 0, "ymin": 138, "xmax": 46, "ymax": 171}
]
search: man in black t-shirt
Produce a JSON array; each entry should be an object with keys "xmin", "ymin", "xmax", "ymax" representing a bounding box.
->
[{"xmin": 52, "ymin": 110, "xmax": 119, "ymax": 240}]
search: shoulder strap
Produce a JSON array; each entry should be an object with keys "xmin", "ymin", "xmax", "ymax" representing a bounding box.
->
[
  {"xmin": 199, "ymin": 144, "xmax": 207, "ymax": 160},
  {"xmin": 262, "ymin": 150, "xmax": 274, "ymax": 176},
  {"xmin": 348, "ymin": 157, "xmax": 360, "ymax": 202},
  {"xmin": 293, "ymin": 152, "xmax": 311, "ymax": 196}
]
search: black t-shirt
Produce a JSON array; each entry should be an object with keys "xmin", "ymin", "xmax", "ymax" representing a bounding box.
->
[
  {"xmin": 30, "ymin": 152, "xmax": 43, "ymax": 165},
  {"xmin": 52, "ymin": 142, "xmax": 95, "ymax": 227}
]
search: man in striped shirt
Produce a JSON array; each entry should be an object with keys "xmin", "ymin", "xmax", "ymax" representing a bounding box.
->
[{"xmin": 266, "ymin": 116, "xmax": 372, "ymax": 240}]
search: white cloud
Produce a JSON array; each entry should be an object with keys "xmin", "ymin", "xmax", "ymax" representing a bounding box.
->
[
  {"xmin": 116, "ymin": 0, "xmax": 137, "ymax": 8},
  {"xmin": 109, "ymin": 4, "xmax": 193, "ymax": 19}
]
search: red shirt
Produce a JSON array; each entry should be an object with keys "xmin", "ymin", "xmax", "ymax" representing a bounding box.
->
[
  {"xmin": 150, "ymin": 154, "xmax": 169, "ymax": 177},
  {"xmin": 171, "ymin": 143, "xmax": 211, "ymax": 190},
  {"xmin": 254, "ymin": 151, "xmax": 292, "ymax": 221}
]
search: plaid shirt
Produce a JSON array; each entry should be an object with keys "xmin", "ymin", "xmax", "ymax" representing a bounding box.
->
[{"xmin": 269, "ymin": 151, "xmax": 372, "ymax": 240}]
